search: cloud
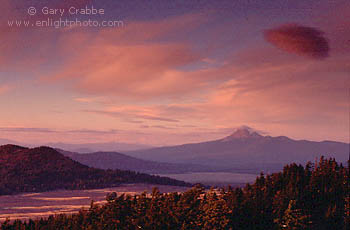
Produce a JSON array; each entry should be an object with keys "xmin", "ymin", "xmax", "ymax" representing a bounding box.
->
[
  {"xmin": 84, "ymin": 109, "xmax": 179, "ymax": 123},
  {"xmin": 264, "ymin": 24, "xmax": 329, "ymax": 59},
  {"xmin": 0, "ymin": 85, "xmax": 12, "ymax": 95},
  {"xmin": 37, "ymin": 13, "xmax": 217, "ymax": 99},
  {"xmin": 0, "ymin": 127, "xmax": 57, "ymax": 133},
  {"xmin": 0, "ymin": 127, "xmax": 120, "ymax": 135},
  {"xmin": 0, "ymin": 2, "xmax": 348, "ymax": 144},
  {"xmin": 67, "ymin": 129, "xmax": 119, "ymax": 135},
  {"xmin": 140, "ymin": 125, "xmax": 175, "ymax": 130},
  {"xmin": 73, "ymin": 97, "xmax": 104, "ymax": 103},
  {"xmin": 0, "ymin": 0, "xmax": 92, "ymax": 69},
  {"xmin": 56, "ymin": 44, "xmax": 201, "ymax": 98}
]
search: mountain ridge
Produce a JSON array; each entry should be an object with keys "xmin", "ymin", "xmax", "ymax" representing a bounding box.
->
[
  {"xmin": 125, "ymin": 128, "xmax": 348, "ymax": 172},
  {"xmin": 47, "ymin": 141, "xmax": 153, "ymax": 153},
  {"xmin": 0, "ymin": 145, "xmax": 191, "ymax": 195},
  {"xmin": 58, "ymin": 149, "xmax": 220, "ymax": 174},
  {"xmin": 221, "ymin": 127, "xmax": 263, "ymax": 141}
]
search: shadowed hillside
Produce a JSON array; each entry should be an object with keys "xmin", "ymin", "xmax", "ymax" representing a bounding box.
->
[
  {"xmin": 0, "ymin": 145, "xmax": 191, "ymax": 195},
  {"xmin": 59, "ymin": 149, "xmax": 220, "ymax": 174},
  {"xmin": 1, "ymin": 157, "xmax": 348, "ymax": 229}
]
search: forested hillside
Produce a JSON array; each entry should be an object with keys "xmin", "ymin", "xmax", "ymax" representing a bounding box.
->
[
  {"xmin": 0, "ymin": 145, "xmax": 191, "ymax": 195},
  {"xmin": 1, "ymin": 157, "xmax": 349, "ymax": 229}
]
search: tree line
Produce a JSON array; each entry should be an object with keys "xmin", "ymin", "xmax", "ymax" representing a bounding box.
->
[{"xmin": 1, "ymin": 157, "xmax": 349, "ymax": 229}]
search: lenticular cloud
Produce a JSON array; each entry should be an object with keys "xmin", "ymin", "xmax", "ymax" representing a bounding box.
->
[{"xmin": 264, "ymin": 24, "xmax": 329, "ymax": 59}]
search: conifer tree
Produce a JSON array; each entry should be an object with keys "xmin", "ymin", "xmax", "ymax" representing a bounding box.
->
[{"xmin": 279, "ymin": 200, "xmax": 311, "ymax": 230}]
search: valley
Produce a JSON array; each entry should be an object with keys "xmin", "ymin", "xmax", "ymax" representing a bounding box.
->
[{"xmin": 0, "ymin": 184, "xmax": 188, "ymax": 222}]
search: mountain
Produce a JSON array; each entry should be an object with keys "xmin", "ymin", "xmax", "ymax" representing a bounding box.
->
[
  {"xmin": 46, "ymin": 142, "xmax": 153, "ymax": 153},
  {"xmin": 58, "ymin": 149, "xmax": 219, "ymax": 174},
  {"xmin": 0, "ymin": 145, "xmax": 191, "ymax": 195},
  {"xmin": 126, "ymin": 127, "xmax": 349, "ymax": 173},
  {"xmin": 221, "ymin": 127, "xmax": 263, "ymax": 140},
  {"xmin": 0, "ymin": 139, "xmax": 153, "ymax": 152}
]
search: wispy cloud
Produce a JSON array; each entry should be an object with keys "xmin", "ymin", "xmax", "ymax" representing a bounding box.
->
[
  {"xmin": 0, "ymin": 127, "xmax": 118, "ymax": 135},
  {"xmin": 0, "ymin": 127, "xmax": 57, "ymax": 133},
  {"xmin": 84, "ymin": 109, "xmax": 179, "ymax": 123},
  {"xmin": 74, "ymin": 97, "xmax": 101, "ymax": 103},
  {"xmin": 140, "ymin": 125, "xmax": 176, "ymax": 130},
  {"xmin": 67, "ymin": 129, "xmax": 120, "ymax": 135},
  {"xmin": 34, "ymin": 13, "xmax": 215, "ymax": 99}
]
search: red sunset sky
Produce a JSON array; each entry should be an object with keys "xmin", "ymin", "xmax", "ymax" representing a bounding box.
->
[{"xmin": 0, "ymin": 0, "xmax": 349, "ymax": 146}]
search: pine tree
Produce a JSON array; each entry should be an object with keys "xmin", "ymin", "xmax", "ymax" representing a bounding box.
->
[
  {"xmin": 344, "ymin": 159, "xmax": 350, "ymax": 230},
  {"xmin": 200, "ymin": 189, "xmax": 230, "ymax": 230},
  {"xmin": 279, "ymin": 200, "xmax": 311, "ymax": 230}
]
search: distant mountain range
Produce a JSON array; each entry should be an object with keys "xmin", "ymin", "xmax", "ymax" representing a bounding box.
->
[
  {"xmin": 0, "ymin": 138, "xmax": 22, "ymax": 146},
  {"xmin": 0, "ymin": 139, "xmax": 153, "ymax": 153},
  {"xmin": 47, "ymin": 142, "xmax": 153, "ymax": 153},
  {"xmin": 125, "ymin": 128, "xmax": 349, "ymax": 173},
  {"xmin": 58, "ymin": 149, "xmax": 219, "ymax": 174},
  {"xmin": 0, "ymin": 145, "xmax": 190, "ymax": 195},
  {"xmin": 1, "ymin": 128, "xmax": 348, "ymax": 175}
]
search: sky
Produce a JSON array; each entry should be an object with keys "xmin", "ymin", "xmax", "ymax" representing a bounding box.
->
[{"xmin": 0, "ymin": 0, "xmax": 349, "ymax": 146}]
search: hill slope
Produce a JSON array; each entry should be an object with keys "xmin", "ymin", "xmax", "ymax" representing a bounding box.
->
[
  {"xmin": 59, "ymin": 149, "xmax": 219, "ymax": 174},
  {"xmin": 126, "ymin": 128, "xmax": 348, "ymax": 172},
  {"xmin": 0, "ymin": 145, "xmax": 190, "ymax": 195},
  {"xmin": 2, "ymin": 158, "xmax": 348, "ymax": 229}
]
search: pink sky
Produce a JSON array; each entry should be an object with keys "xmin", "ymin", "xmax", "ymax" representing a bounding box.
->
[{"xmin": 0, "ymin": 0, "xmax": 349, "ymax": 145}]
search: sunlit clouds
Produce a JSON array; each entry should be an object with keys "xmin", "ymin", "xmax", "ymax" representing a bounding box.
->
[
  {"xmin": 0, "ymin": 84, "xmax": 12, "ymax": 95},
  {"xmin": 0, "ymin": 0, "xmax": 348, "ymax": 145}
]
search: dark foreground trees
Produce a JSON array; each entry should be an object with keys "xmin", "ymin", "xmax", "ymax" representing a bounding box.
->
[{"xmin": 1, "ymin": 157, "xmax": 349, "ymax": 230}]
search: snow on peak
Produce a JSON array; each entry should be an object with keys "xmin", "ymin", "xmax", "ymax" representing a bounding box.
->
[{"xmin": 222, "ymin": 126, "xmax": 263, "ymax": 141}]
